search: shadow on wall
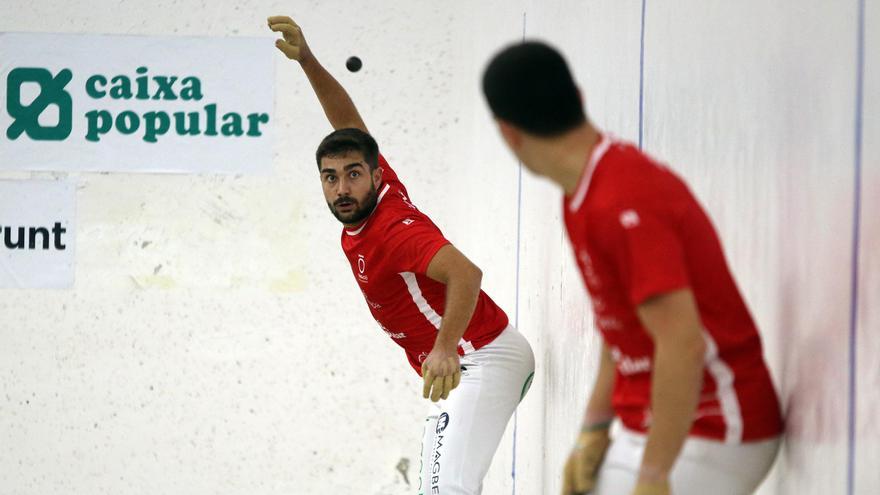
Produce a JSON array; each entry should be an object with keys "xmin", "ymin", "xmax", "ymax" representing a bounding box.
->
[{"xmin": 773, "ymin": 174, "xmax": 857, "ymax": 494}]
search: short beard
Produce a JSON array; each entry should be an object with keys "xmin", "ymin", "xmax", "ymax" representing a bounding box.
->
[{"xmin": 327, "ymin": 182, "xmax": 379, "ymax": 225}]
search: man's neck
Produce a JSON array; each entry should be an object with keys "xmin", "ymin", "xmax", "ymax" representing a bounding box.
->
[{"xmin": 532, "ymin": 125, "xmax": 601, "ymax": 196}]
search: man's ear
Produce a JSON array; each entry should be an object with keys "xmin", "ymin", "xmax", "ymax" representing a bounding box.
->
[
  {"xmin": 373, "ymin": 165, "xmax": 384, "ymax": 186},
  {"xmin": 498, "ymin": 120, "xmax": 523, "ymax": 150}
]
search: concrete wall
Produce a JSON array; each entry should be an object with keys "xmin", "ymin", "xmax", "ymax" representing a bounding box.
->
[{"xmin": 0, "ymin": 1, "xmax": 874, "ymax": 494}]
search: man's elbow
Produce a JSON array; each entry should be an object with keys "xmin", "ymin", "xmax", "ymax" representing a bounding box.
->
[
  {"xmin": 689, "ymin": 335, "xmax": 707, "ymax": 362},
  {"xmin": 468, "ymin": 263, "xmax": 483, "ymax": 287},
  {"xmin": 679, "ymin": 333, "xmax": 707, "ymax": 366},
  {"xmin": 454, "ymin": 261, "xmax": 482, "ymax": 289}
]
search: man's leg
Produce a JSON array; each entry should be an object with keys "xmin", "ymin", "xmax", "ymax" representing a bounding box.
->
[
  {"xmin": 591, "ymin": 427, "xmax": 642, "ymax": 494},
  {"xmin": 422, "ymin": 327, "xmax": 535, "ymax": 495},
  {"xmin": 419, "ymin": 410, "xmax": 440, "ymax": 495},
  {"xmin": 594, "ymin": 426, "xmax": 781, "ymax": 495},
  {"xmin": 669, "ymin": 434, "xmax": 780, "ymax": 494}
]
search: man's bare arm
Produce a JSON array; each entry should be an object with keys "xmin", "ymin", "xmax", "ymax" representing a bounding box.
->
[
  {"xmin": 268, "ymin": 15, "xmax": 368, "ymax": 132},
  {"xmin": 635, "ymin": 288, "xmax": 706, "ymax": 488},
  {"xmin": 420, "ymin": 244, "xmax": 484, "ymax": 402}
]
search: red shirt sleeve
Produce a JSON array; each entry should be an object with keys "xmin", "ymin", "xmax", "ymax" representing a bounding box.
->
[
  {"xmin": 598, "ymin": 206, "xmax": 690, "ymax": 305},
  {"xmin": 384, "ymin": 216, "xmax": 451, "ymax": 274},
  {"xmin": 378, "ymin": 153, "xmax": 405, "ymax": 191}
]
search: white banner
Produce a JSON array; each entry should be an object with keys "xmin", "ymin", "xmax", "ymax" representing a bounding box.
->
[
  {"xmin": 0, "ymin": 180, "xmax": 76, "ymax": 289},
  {"xmin": 0, "ymin": 33, "xmax": 273, "ymax": 174}
]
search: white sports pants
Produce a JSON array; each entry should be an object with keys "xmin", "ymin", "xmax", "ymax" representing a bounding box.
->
[
  {"xmin": 594, "ymin": 425, "xmax": 781, "ymax": 495},
  {"xmin": 418, "ymin": 326, "xmax": 535, "ymax": 495}
]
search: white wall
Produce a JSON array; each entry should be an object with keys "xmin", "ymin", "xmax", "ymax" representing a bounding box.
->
[{"xmin": 0, "ymin": 1, "xmax": 875, "ymax": 494}]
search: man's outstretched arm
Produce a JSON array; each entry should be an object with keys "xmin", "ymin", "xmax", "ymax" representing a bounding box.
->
[{"xmin": 268, "ymin": 15, "xmax": 368, "ymax": 132}]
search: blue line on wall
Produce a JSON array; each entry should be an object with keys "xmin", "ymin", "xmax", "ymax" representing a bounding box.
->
[
  {"xmin": 638, "ymin": 0, "xmax": 647, "ymax": 149},
  {"xmin": 512, "ymin": 13, "xmax": 527, "ymax": 495},
  {"xmin": 847, "ymin": 0, "xmax": 865, "ymax": 493}
]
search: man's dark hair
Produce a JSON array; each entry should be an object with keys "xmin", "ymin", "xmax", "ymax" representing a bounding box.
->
[
  {"xmin": 482, "ymin": 41, "xmax": 586, "ymax": 137},
  {"xmin": 315, "ymin": 128, "xmax": 379, "ymax": 170}
]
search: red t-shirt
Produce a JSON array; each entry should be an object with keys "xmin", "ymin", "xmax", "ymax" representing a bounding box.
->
[
  {"xmin": 563, "ymin": 135, "xmax": 783, "ymax": 443},
  {"xmin": 340, "ymin": 154, "xmax": 509, "ymax": 374}
]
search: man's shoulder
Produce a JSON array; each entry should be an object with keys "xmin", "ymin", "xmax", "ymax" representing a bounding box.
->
[
  {"xmin": 599, "ymin": 142, "xmax": 670, "ymax": 181},
  {"xmin": 592, "ymin": 144, "xmax": 689, "ymax": 208},
  {"xmin": 370, "ymin": 188, "xmax": 434, "ymax": 233}
]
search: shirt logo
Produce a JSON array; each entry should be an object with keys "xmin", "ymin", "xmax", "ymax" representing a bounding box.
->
[
  {"xmin": 356, "ymin": 254, "xmax": 368, "ymax": 283},
  {"xmin": 378, "ymin": 322, "xmax": 405, "ymax": 339},
  {"xmin": 619, "ymin": 209, "xmax": 641, "ymax": 229},
  {"xmin": 578, "ymin": 249, "xmax": 602, "ymax": 288},
  {"xmin": 362, "ymin": 290, "xmax": 382, "ymax": 310},
  {"xmin": 610, "ymin": 346, "xmax": 652, "ymax": 375},
  {"xmin": 402, "ymin": 218, "xmax": 414, "ymax": 226},
  {"xmin": 398, "ymin": 191, "xmax": 417, "ymax": 210},
  {"xmin": 597, "ymin": 316, "xmax": 623, "ymax": 331}
]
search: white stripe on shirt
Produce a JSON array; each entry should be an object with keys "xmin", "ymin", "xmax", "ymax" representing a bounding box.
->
[
  {"xmin": 703, "ymin": 332, "xmax": 744, "ymax": 443},
  {"xmin": 569, "ymin": 135, "xmax": 612, "ymax": 212},
  {"xmin": 400, "ymin": 271, "xmax": 477, "ymax": 354}
]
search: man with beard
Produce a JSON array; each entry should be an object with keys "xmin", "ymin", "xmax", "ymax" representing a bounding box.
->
[{"xmin": 268, "ymin": 15, "xmax": 535, "ymax": 494}]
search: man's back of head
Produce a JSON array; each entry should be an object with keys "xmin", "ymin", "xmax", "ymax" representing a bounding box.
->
[{"xmin": 482, "ymin": 41, "xmax": 586, "ymax": 137}]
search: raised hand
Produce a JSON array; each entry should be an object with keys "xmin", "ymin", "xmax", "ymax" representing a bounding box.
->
[{"xmin": 267, "ymin": 15, "xmax": 313, "ymax": 63}]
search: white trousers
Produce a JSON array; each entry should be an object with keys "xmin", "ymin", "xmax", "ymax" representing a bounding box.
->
[
  {"xmin": 418, "ymin": 326, "xmax": 535, "ymax": 495},
  {"xmin": 594, "ymin": 426, "xmax": 781, "ymax": 495}
]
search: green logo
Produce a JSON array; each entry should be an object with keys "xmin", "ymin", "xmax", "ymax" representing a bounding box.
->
[
  {"xmin": 6, "ymin": 68, "xmax": 73, "ymax": 141},
  {"xmin": 5, "ymin": 66, "xmax": 269, "ymax": 144}
]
